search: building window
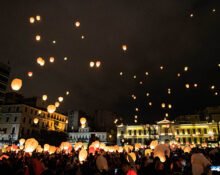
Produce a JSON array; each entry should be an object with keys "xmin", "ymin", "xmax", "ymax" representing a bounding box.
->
[
  {"xmin": 144, "ymin": 130, "xmax": 147, "ymax": 135},
  {"xmin": 213, "ymin": 128, "xmax": 217, "ymax": 134},
  {"xmin": 12, "ymin": 127, "xmax": 15, "ymax": 134},
  {"xmin": 8, "ymin": 107, "xmax": 11, "ymax": 112},
  {"xmin": 183, "ymin": 137, "xmax": 186, "ymax": 143},
  {"xmin": 29, "ymin": 118, "xmax": 31, "ymax": 124},
  {"xmin": 30, "ymin": 109, "xmax": 33, "ymax": 114},
  {"xmin": 194, "ymin": 138, "xmax": 197, "ymax": 144},
  {"xmin": 128, "ymin": 130, "xmax": 132, "ymax": 135},
  {"xmin": 14, "ymin": 117, "xmax": 17, "ymax": 122},
  {"xmin": 187, "ymin": 129, "xmax": 190, "ymax": 134},
  {"xmin": 6, "ymin": 117, "xmax": 9, "ymax": 122},
  {"xmin": 134, "ymin": 130, "xmax": 136, "ymax": 136},
  {"xmin": 193, "ymin": 129, "xmax": 196, "ymax": 134},
  {"xmin": 199, "ymin": 138, "xmax": 202, "ymax": 143},
  {"xmin": 182, "ymin": 129, "xmax": 185, "ymax": 134},
  {"xmin": 188, "ymin": 137, "xmax": 191, "ymax": 143},
  {"xmin": 198, "ymin": 128, "xmax": 201, "ymax": 134},
  {"xmin": 176, "ymin": 129, "xmax": 179, "ymax": 135},
  {"xmin": 16, "ymin": 107, "xmax": 19, "ymax": 112},
  {"xmin": 139, "ymin": 130, "xmax": 142, "ymax": 135},
  {"xmin": 23, "ymin": 117, "xmax": 26, "ymax": 123},
  {"xmin": 25, "ymin": 107, "xmax": 27, "ymax": 113},
  {"xmin": 204, "ymin": 128, "xmax": 207, "ymax": 134}
]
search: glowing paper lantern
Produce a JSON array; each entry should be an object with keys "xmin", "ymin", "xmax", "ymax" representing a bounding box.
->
[
  {"xmin": 49, "ymin": 146, "xmax": 56, "ymax": 154},
  {"xmin": 33, "ymin": 118, "xmax": 39, "ymax": 124},
  {"xmin": 42, "ymin": 95, "xmax": 47, "ymax": 101},
  {"xmin": 74, "ymin": 142, "xmax": 83, "ymax": 151},
  {"xmin": 118, "ymin": 146, "xmax": 123, "ymax": 153},
  {"xmin": 89, "ymin": 146, "xmax": 95, "ymax": 154},
  {"xmin": 19, "ymin": 138, "xmax": 25, "ymax": 146},
  {"xmin": 79, "ymin": 149, "xmax": 88, "ymax": 162},
  {"xmin": 80, "ymin": 117, "xmax": 87, "ymax": 125},
  {"xmin": 49, "ymin": 57, "xmax": 55, "ymax": 63},
  {"xmin": 145, "ymin": 149, "xmax": 152, "ymax": 156},
  {"xmin": 161, "ymin": 103, "xmax": 166, "ymax": 108},
  {"xmin": 28, "ymin": 71, "xmax": 33, "ymax": 77},
  {"xmin": 58, "ymin": 96, "xmax": 64, "ymax": 102},
  {"xmin": 134, "ymin": 143, "xmax": 142, "ymax": 151},
  {"xmin": 36, "ymin": 145, "xmax": 43, "ymax": 153},
  {"xmin": 127, "ymin": 152, "xmax": 136, "ymax": 163},
  {"xmin": 37, "ymin": 57, "xmax": 45, "ymax": 66},
  {"xmin": 64, "ymin": 57, "xmax": 68, "ymax": 61},
  {"xmin": 35, "ymin": 35, "xmax": 41, "ymax": 41},
  {"xmin": 60, "ymin": 142, "xmax": 72, "ymax": 153},
  {"xmin": 150, "ymin": 140, "xmax": 158, "ymax": 150},
  {"xmin": 55, "ymin": 102, "xmax": 60, "ymax": 108},
  {"xmin": 92, "ymin": 141, "xmax": 100, "ymax": 149},
  {"xmin": 183, "ymin": 146, "xmax": 191, "ymax": 153},
  {"xmin": 29, "ymin": 17, "xmax": 35, "ymax": 23},
  {"xmin": 185, "ymin": 84, "xmax": 190, "ymax": 89},
  {"xmin": 81, "ymin": 35, "xmax": 85, "ymax": 39},
  {"xmin": 44, "ymin": 144, "xmax": 50, "ymax": 152},
  {"xmin": 47, "ymin": 105, "xmax": 56, "ymax": 114},
  {"xmin": 81, "ymin": 124, "xmax": 86, "ymax": 128},
  {"xmin": 36, "ymin": 15, "xmax": 41, "ymax": 21},
  {"xmin": 66, "ymin": 91, "xmax": 69, "ymax": 95},
  {"xmin": 96, "ymin": 61, "xmax": 101, "ymax": 68},
  {"xmin": 11, "ymin": 78, "xmax": 22, "ymax": 91},
  {"xmin": 90, "ymin": 61, "xmax": 95, "ymax": 67},
  {"xmin": 24, "ymin": 138, "xmax": 39, "ymax": 153},
  {"xmin": 154, "ymin": 144, "xmax": 170, "ymax": 162},
  {"xmin": 100, "ymin": 143, "xmax": 106, "ymax": 150},
  {"xmin": 75, "ymin": 21, "xmax": 80, "ymax": 27},
  {"xmin": 122, "ymin": 44, "xmax": 127, "ymax": 51}
]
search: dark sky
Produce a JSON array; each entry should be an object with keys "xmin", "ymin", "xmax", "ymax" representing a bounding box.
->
[{"xmin": 0, "ymin": 0, "xmax": 220, "ymax": 124}]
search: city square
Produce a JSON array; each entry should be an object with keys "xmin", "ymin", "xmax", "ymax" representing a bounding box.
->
[{"xmin": 0, "ymin": 0, "xmax": 220, "ymax": 174}]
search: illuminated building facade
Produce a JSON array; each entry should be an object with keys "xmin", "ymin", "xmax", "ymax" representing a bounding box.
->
[
  {"xmin": 0, "ymin": 104, "xmax": 68, "ymax": 142},
  {"xmin": 117, "ymin": 124, "xmax": 159, "ymax": 145},
  {"xmin": 117, "ymin": 117, "xmax": 219, "ymax": 146}
]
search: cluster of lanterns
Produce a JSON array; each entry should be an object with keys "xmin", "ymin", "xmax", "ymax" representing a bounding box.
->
[
  {"xmin": 89, "ymin": 61, "xmax": 101, "ymax": 68},
  {"xmin": 29, "ymin": 15, "xmax": 41, "ymax": 24}
]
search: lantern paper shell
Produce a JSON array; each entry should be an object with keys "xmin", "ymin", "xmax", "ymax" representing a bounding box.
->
[
  {"xmin": 134, "ymin": 143, "xmax": 142, "ymax": 151},
  {"xmin": 92, "ymin": 141, "xmax": 100, "ymax": 149},
  {"xmin": 49, "ymin": 146, "xmax": 56, "ymax": 154},
  {"xmin": 49, "ymin": 57, "xmax": 55, "ymax": 63},
  {"xmin": 89, "ymin": 146, "xmax": 95, "ymax": 154},
  {"xmin": 58, "ymin": 96, "xmax": 64, "ymax": 102},
  {"xmin": 33, "ymin": 118, "xmax": 39, "ymax": 124},
  {"xmin": 29, "ymin": 17, "xmax": 35, "ymax": 23},
  {"xmin": 19, "ymin": 138, "xmax": 25, "ymax": 146},
  {"xmin": 145, "ymin": 149, "xmax": 152, "ymax": 156},
  {"xmin": 47, "ymin": 105, "xmax": 56, "ymax": 113},
  {"xmin": 60, "ymin": 142, "xmax": 72, "ymax": 153},
  {"xmin": 11, "ymin": 78, "xmax": 22, "ymax": 91},
  {"xmin": 96, "ymin": 61, "xmax": 101, "ymax": 68},
  {"xmin": 36, "ymin": 145, "xmax": 43, "ymax": 153},
  {"xmin": 24, "ymin": 138, "xmax": 39, "ymax": 153},
  {"xmin": 154, "ymin": 144, "xmax": 170, "ymax": 162},
  {"xmin": 36, "ymin": 15, "xmax": 41, "ymax": 21},
  {"xmin": 127, "ymin": 152, "xmax": 136, "ymax": 163},
  {"xmin": 122, "ymin": 45, "xmax": 127, "ymax": 51},
  {"xmin": 55, "ymin": 102, "xmax": 60, "ymax": 108},
  {"xmin": 90, "ymin": 61, "xmax": 95, "ymax": 67},
  {"xmin": 74, "ymin": 142, "xmax": 83, "ymax": 151},
  {"xmin": 37, "ymin": 57, "xmax": 45, "ymax": 66},
  {"xmin": 28, "ymin": 72, "xmax": 33, "ymax": 77},
  {"xmin": 150, "ymin": 140, "xmax": 158, "ymax": 150},
  {"xmin": 80, "ymin": 117, "xmax": 87, "ymax": 125},
  {"xmin": 79, "ymin": 149, "xmax": 88, "ymax": 162},
  {"xmin": 183, "ymin": 146, "xmax": 191, "ymax": 153},
  {"xmin": 75, "ymin": 21, "xmax": 80, "ymax": 27},
  {"xmin": 42, "ymin": 95, "xmax": 47, "ymax": 101}
]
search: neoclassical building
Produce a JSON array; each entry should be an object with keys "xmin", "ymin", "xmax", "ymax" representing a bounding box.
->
[
  {"xmin": 0, "ymin": 104, "xmax": 68, "ymax": 142},
  {"xmin": 117, "ymin": 118, "xmax": 219, "ymax": 146}
]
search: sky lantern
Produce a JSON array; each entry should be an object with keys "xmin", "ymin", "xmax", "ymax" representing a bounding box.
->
[
  {"xmin": 134, "ymin": 143, "xmax": 142, "ymax": 151},
  {"xmin": 154, "ymin": 144, "xmax": 170, "ymax": 162},
  {"xmin": 28, "ymin": 71, "xmax": 33, "ymax": 77},
  {"xmin": 145, "ymin": 149, "xmax": 152, "ymax": 156},
  {"xmin": 96, "ymin": 61, "xmax": 101, "ymax": 68},
  {"xmin": 58, "ymin": 96, "xmax": 64, "ymax": 102},
  {"xmin": 185, "ymin": 83, "xmax": 190, "ymax": 89},
  {"xmin": 35, "ymin": 35, "xmax": 41, "ymax": 41},
  {"xmin": 33, "ymin": 118, "xmax": 39, "ymax": 124},
  {"xmin": 168, "ymin": 104, "xmax": 172, "ymax": 109},
  {"xmin": 42, "ymin": 95, "xmax": 47, "ymax": 101},
  {"xmin": 211, "ymin": 85, "xmax": 215, "ymax": 90},
  {"xmin": 74, "ymin": 142, "xmax": 83, "ymax": 151},
  {"xmin": 49, "ymin": 146, "xmax": 56, "ymax": 155},
  {"xmin": 79, "ymin": 149, "xmax": 88, "ymax": 162},
  {"xmin": 122, "ymin": 44, "xmax": 127, "ymax": 51},
  {"xmin": 11, "ymin": 78, "xmax": 22, "ymax": 91},
  {"xmin": 44, "ymin": 144, "xmax": 50, "ymax": 152},
  {"xmin": 128, "ymin": 152, "xmax": 136, "ymax": 163},
  {"xmin": 148, "ymin": 102, "xmax": 152, "ymax": 106},
  {"xmin": 133, "ymin": 75, "xmax": 136, "ymax": 79},
  {"xmin": 120, "ymin": 72, "xmax": 123, "ymax": 76},
  {"xmin": 177, "ymin": 73, "xmax": 181, "ymax": 77},
  {"xmin": 55, "ymin": 102, "xmax": 60, "ymax": 108},
  {"xmin": 37, "ymin": 57, "xmax": 45, "ymax": 66},
  {"xmin": 52, "ymin": 40, "xmax": 56, "ymax": 44},
  {"xmin": 160, "ymin": 66, "xmax": 164, "ymax": 70},
  {"xmin": 145, "ymin": 72, "xmax": 149, "ymax": 76},
  {"xmin": 81, "ymin": 35, "xmax": 85, "ymax": 39},
  {"xmin": 150, "ymin": 140, "xmax": 158, "ymax": 150},
  {"xmin": 90, "ymin": 61, "xmax": 95, "ymax": 67},
  {"xmin": 66, "ymin": 91, "xmax": 69, "ymax": 95},
  {"xmin": 190, "ymin": 13, "xmax": 194, "ymax": 18},
  {"xmin": 19, "ymin": 138, "xmax": 25, "ymax": 146},
  {"xmin": 60, "ymin": 142, "xmax": 72, "ymax": 153},
  {"xmin": 80, "ymin": 117, "xmax": 87, "ymax": 125},
  {"xmin": 75, "ymin": 21, "xmax": 80, "ymax": 27},
  {"xmin": 47, "ymin": 105, "xmax": 56, "ymax": 114},
  {"xmin": 36, "ymin": 15, "xmax": 41, "ymax": 21},
  {"xmin": 161, "ymin": 103, "xmax": 166, "ymax": 108},
  {"xmin": 24, "ymin": 138, "xmax": 39, "ymax": 153},
  {"xmin": 184, "ymin": 66, "xmax": 189, "ymax": 72},
  {"xmin": 29, "ymin": 17, "xmax": 35, "ymax": 23},
  {"xmin": 146, "ymin": 93, "xmax": 150, "ymax": 97},
  {"xmin": 183, "ymin": 145, "xmax": 191, "ymax": 153},
  {"xmin": 64, "ymin": 57, "xmax": 68, "ymax": 61},
  {"xmin": 49, "ymin": 57, "xmax": 55, "ymax": 63}
]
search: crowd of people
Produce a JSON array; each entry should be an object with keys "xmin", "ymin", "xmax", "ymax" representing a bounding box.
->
[{"xmin": 0, "ymin": 143, "xmax": 219, "ymax": 175}]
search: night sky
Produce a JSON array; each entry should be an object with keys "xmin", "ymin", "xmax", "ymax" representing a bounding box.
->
[{"xmin": 0, "ymin": 0, "xmax": 220, "ymax": 124}]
